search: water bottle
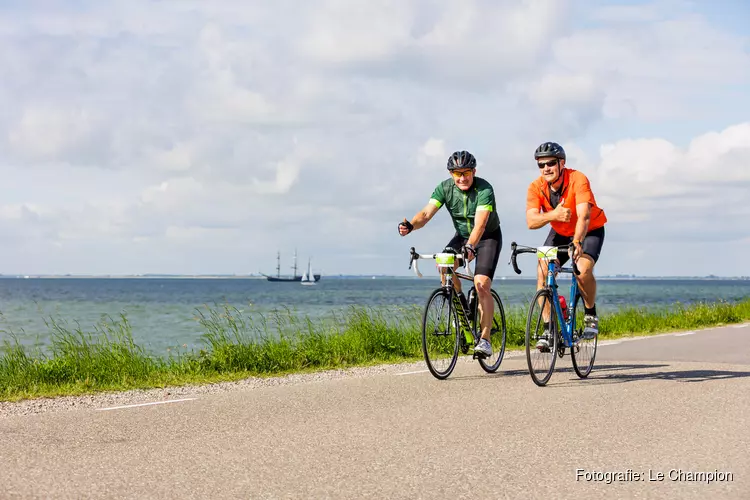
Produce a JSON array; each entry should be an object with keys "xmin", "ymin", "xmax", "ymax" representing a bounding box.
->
[{"xmin": 559, "ymin": 295, "xmax": 569, "ymax": 321}]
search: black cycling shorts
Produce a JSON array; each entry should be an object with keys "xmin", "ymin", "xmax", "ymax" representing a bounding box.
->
[
  {"xmin": 445, "ymin": 227, "xmax": 502, "ymax": 280},
  {"xmin": 543, "ymin": 226, "xmax": 605, "ymax": 266}
]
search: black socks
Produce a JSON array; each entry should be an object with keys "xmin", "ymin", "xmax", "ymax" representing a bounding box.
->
[{"xmin": 584, "ymin": 304, "xmax": 597, "ymax": 316}]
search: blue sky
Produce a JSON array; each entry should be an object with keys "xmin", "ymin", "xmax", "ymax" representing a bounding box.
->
[{"xmin": 0, "ymin": 0, "xmax": 748, "ymax": 278}]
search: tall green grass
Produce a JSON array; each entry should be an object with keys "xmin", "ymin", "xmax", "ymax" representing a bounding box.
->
[{"xmin": 1, "ymin": 299, "xmax": 749, "ymax": 402}]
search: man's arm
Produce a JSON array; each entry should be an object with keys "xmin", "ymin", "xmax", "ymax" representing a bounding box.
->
[
  {"xmin": 408, "ymin": 202, "xmax": 440, "ymax": 231},
  {"xmin": 571, "ymin": 173, "xmax": 594, "ymax": 259},
  {"xmin": 527, "ymin": 203, "xmax": 570, "ymax": 229},
  {"xmin": 570, "ymin": 202, "xmax": 591, "ymax": 261},
  {"xmin": 527, "ymin": 208, "xmax": 554, "ymax": 229},
  {"xmin": 466, "ymin": 210, "xmax": 490, "ymax": 248},
  {"xmin": 572, "ymin": 202, "xmax": 591, "ymax": 243},
  {"xmin": 468, "ymin": 182, "xmax": 497, "ymax": 247}
]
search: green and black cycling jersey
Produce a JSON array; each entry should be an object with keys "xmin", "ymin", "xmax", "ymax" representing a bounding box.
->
[{"xmin": 429, "ymin": 177, "xmax": 500, "ymax": 239}]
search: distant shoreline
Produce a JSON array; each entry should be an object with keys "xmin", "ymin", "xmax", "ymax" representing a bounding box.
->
[{"xmin": 0, "ymin": 275, "xmax": 748, "ymax": 281}]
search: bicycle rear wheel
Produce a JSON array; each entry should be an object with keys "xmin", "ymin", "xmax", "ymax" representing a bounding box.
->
[
  {"xmin": 571, "ymin": 294, "xmax": 598, "ymax": 378},
  {"xmin": 421, "ymin": 288, "xmax": 460, "ymax": 380},
  {"xmin": 470, "ymin": 288, "xmax": 507, "ymax": 373},
  {"xmin": 525, "ymin": 288, "xmax": 559, "ymax": 387}
]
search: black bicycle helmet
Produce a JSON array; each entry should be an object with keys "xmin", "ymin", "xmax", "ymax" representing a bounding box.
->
[
  {"xmin": 447, "ymin": 150, "xmax": 477, "ymax": 170},
  {"xmin": 534, "ymin": 142, "xmax": 566, "ymax": 160}
]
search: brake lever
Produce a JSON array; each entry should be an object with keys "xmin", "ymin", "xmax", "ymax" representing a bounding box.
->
[
  {"xmin": 510, "ymin": 242, "xmax": 522, "ymax": 275},
  {"xmin": 568, "ymin": 244, "xmax": 581, "ymax": 276}
]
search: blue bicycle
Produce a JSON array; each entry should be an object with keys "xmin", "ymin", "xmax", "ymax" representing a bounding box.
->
[{"xmin": 510, "ymin": 242, "xmax": 598, "ymax": 386}]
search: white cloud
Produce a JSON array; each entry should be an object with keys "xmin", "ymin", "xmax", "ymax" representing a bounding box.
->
[
  {"xmin": 523, "ymin": 72, "xmax": 603, "ymax": 113},
  {"xmin": 300, "ymin": 0, "xmax": 414, "ymax": 64},
  {"xmin": 0, "ymin": 0, "xmax": 748, "ymax": 276},
  {"xmin": 571, "ymin": 122, "xmax": 750, "ymax": 243},
  {"xmin": 147, "ymin": 143, "xmax": 193, "ymax": 172},
  {"xmin": 417, "ymin": 138, "xmax": 445, "ymax": 167},
  {"xmin": 543, "ymin": 9, "xmax": 750, "ymax": 122},
  {"xmin": 7, "ymin": 106, "xmax": 101, "ymax": 162},
  {"xmin": 299, "ymin": 0, "xmax": 572, "ymax": 89}
]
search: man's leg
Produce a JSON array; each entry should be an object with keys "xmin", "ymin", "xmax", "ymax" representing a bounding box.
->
[
  {"xmin": 576, "ymin": 255, "xmax": 598, "ymax": 339},
  {"xmin": 576, "ymin": 255, "xmax": 597, "ymax": 309},
  {"xmin": 472, "ymin": 228, "xmax": 501, "ymax": 357},
  {"xmin": 577, "ymin": 227, "xmax": 605, "ymax": 338},
  {"xmin": 537, "ymin": 260, "xmax": 550, "ymax": 320},
  {"xmin": 439, "ymin": 265, "xmax": 462, "ymax": 293},
  {"xmin": 474, "ymin": 274, "xmax": 493, "ymax": 341}
]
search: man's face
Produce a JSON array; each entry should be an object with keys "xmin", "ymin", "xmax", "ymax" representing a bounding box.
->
[
  {"xmin": 450, "ymin": 168, "xmax": 475, "ymax": 191},
  {"xmin": 537, "ymin": 157, "xmax": 563, "ymax": 184}
]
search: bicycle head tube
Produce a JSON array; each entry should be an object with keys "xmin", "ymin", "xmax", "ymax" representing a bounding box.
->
[{"xmin": 546, "ymin": 260, "xmax": 557, "ymax": 288}]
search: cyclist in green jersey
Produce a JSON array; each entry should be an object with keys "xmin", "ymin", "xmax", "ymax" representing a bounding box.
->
[{"xmin": 398, "ymin": 151, "xmax": 503, "ymax": 358}]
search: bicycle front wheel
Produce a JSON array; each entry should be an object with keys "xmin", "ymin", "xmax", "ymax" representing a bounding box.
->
[
  {"xmin": 471, "ymin": 289, "xmax": 507, "ymax": 373},
  {"xmin": 525, "ymin": 288, "xmax": 558, "ymax": 387},
  {"xmin": 421, "ymin": 288, "xmax": 460, "ymax": 380},
  {"xmin": 571, "ymin": 294, "xmax": 598, "ymax": 378}
]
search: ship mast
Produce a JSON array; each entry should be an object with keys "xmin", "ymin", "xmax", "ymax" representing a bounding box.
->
[
  {"xmin": 276, "ymin": 251, "xmax": 281, "ymax": 278},
  {"xmin": 292, "ymin": 248, "xmax": 298, "ymax": 278}
]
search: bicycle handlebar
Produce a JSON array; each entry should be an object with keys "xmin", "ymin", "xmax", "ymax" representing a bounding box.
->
[
  {"xmin": 509, "ymin": 242, "xmax": 581, "ymax": 276},
  {"xmin": 408, "ymin": 247, "xmax": 473, "ymax": 279}
]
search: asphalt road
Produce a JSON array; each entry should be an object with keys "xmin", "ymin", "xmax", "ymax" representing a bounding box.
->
[{"xmin": 1, "ymin": 324, "xmax": 749, "ymax": 499}]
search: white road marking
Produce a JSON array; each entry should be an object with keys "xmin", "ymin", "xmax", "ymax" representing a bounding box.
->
[
  {"xmin": 395, "ymin": 370, "xmax": 429, "ymax": 376},
  {"xmin": 675, "ymin": 331, "xmax": 696, "ymax": 336},
  {"xmin": 599, "ymin": 341, "xmax": 622, "ymax": 346},
  {"xmin": 731, "ymin": 323, "xmax": 749, "ymax": 329},
  {"xmin": 96, "ymin": 398, "xmax": 197, "ymax": 411}
]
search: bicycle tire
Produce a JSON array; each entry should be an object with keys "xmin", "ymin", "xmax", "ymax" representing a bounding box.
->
[
  {"xmin": 470, "ymin": 288, "xmax": 507, "ymax": 373},
  {"xmin": 525, "ymin": 288, "xmax": 558, "ymax": 387},
  {"xmin": 421, "ymin": 288, "xmax": 460, "ymax": 380},
  {"xmin": 571, "ymin": 294, "xmax": 598, "ymax": 378}
]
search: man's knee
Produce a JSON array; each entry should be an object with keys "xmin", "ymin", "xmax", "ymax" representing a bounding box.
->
[
  {"xmin": 474, "ymin": 275, "xmax": 492, "ymax": 295},
  {"xmin": 577, "ymin": 255, "xmax": 596, "ymax": 277}
]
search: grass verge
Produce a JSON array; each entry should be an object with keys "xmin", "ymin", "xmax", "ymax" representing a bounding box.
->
[{"xmin": 2, "ymin": 299, "xmax": 749, "ymax": 402}]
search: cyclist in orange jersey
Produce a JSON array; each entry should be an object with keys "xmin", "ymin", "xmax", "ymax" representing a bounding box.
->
[{"xmin": 525, "ymin": 142, "xmax": 607, "ymax": 350}]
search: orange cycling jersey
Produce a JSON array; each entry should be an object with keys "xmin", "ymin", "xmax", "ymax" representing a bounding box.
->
[{"xmin": 526, "ymin": 168, "xmax": 607, "ymax": 237}]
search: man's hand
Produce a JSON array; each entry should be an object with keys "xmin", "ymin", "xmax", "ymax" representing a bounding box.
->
[
  {"xmin": 551, "ymin": 199, "xmax": 571, "ymax": 222},
  {"xmin": 462, "ymin": 244, "xmax": 476, "ymax": 262},
  {"xmin": 398, "ymin": 218, "xmax": 413, "ymax": 236},
  {"xmin": 571, "ymin": 240, "xmax": 583, "ymax": 262}
]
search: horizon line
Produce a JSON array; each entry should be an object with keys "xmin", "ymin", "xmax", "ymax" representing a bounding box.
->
[{"xmin": 1, "ymin": 273, "xmax": 748, "ymax": 280}]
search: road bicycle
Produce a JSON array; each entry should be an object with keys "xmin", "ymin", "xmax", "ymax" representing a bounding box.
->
[
  {"xmin": 408, "ymin": 246, "xmax": 507, "ymax": 380},
  {"xmin": 510, "ymin": 242, "xmax": 598, "ymax": 386}
]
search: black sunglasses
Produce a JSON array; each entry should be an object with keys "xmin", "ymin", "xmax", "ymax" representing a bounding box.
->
[{"xmin": 537, "ymin": 159, "xmax": 558, "ymax": 168}]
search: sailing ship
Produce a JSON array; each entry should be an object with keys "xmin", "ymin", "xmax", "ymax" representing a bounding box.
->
[
  {"xmin": 300, "ymin": 258, "xmax": 316, "ymax": 286},
  {"xmin": 263, "ymin": 250, "xmax": 321, "ymax": 282}
]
